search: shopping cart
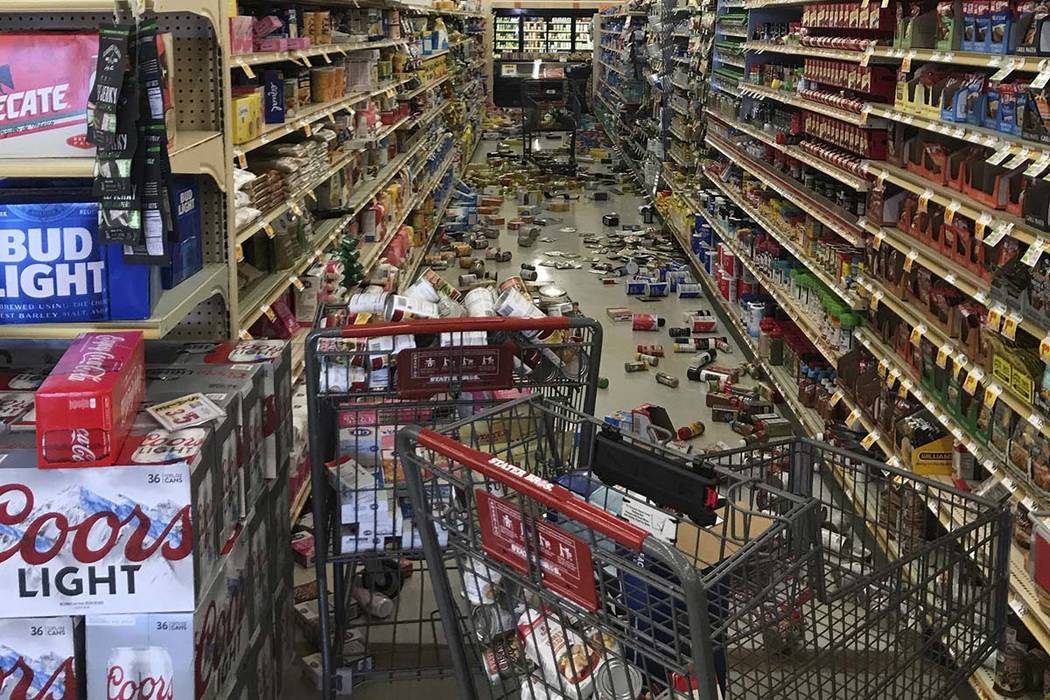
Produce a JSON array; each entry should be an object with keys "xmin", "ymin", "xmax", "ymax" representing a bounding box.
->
[
  {"xmin": 305, "ymin": 315, "xmax": 603, "ymax": 697},
  {"xmin": 398, "ymin": 395, "xmax": 1011, "ymax": 700}
]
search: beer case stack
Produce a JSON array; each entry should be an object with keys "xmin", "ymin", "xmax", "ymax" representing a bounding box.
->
[{"xmin": 0, "ymin": 332, "xmax": 295, "ymax": 700}]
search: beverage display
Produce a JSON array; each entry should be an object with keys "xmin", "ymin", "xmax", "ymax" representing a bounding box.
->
[
  {"xmin": 105, "ymin": 645, "xmax": 176, "ymax": 700},
  {"xmin": 0, "ymin": 616, "xmax": 78, "ymax": 700}
]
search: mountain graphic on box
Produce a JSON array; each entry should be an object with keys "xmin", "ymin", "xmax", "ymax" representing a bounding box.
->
[
  {"xmin": 0, "ymin": 646, "xmax": 71, "ymax": 698},
  {"xmin": 0, "ymin": 484, "xmax": 185, "ymax": 580}
]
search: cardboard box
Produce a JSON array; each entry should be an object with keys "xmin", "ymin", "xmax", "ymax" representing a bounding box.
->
[
  {"xmin": 0, "ymin": 33, "xmax": 98, "ymax": 157},
  {"xmin": 34, "ymin": 331, "xmax": 145, "ymax": 468},
  {"xmin": 0, "ymin": 616, "xmax": 79, "ymax": 697},
  {"xmin": 0, "ymin": 463, "xmax": 194, "ymax": 616}
]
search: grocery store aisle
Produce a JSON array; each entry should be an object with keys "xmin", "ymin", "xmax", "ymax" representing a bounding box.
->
[{"xmin": 438, "ymin": 134, "xmax": 768, "ymax": 445}]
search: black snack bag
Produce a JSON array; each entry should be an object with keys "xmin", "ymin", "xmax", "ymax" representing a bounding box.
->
[{"xmin": 87, "ymin": 22, "xmax": 134, "ymax": 142}]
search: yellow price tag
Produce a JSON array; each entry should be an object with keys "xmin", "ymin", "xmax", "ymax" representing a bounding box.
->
[
  {"xmin": 290, "ymin": 275, "xmax": 305, "ymax": 291},
  {"xmin": 871, "ymin": 290, "xmax": 883, "ymax": 312},
  {"xmin": 263, "ymin": 223, "xmax": 276, "ymax": 239},
  {"xmin": 986, "ymin": 306, "xmax": 1004, "ymax": 332},
  {"xmin": 918, "ymin": 190, "xmax": 933, "ymax": 214},
  {"xmin": 262, "ymin": 304, "xmax": 276, "ymax": 321},
  {"xmin": 1041, "ymin": 334, "xmax": 1050, "ymax": 362},
  {"xmin": 984, "ymin": 383, "xmax": 1003, "ymax": 408},
  {"xmin": 945, "ymin": 200, "xmax": 960, "ymax": 224},
  {"xmin": 290, "ymin": 202, "xmax": 303, "ymax": 217},
  {"xmin": 846, "ymin": 408, "xmax": 862, "ymax": 426},
  {"xmin": 1003, "ymin": 313, "xmax": 1022, "ymax": 341},
  {"xmin": 877, "ymin": 360, "xmax": 889, "ymax": 378},
  {"xmin": 829, "ymin": 390, "xmax": 844, "ymax": 407},
  {"xmin": 236, "ymin": 58, "xmax": 256, "ymax": 80},
  {"xmin": 861, "ymin": 430, "xmax": 880, "ymax": 449},
  {"xmin": 887, "ymin": 368, "xmax": 900, "ymax": 387},
  {"xmin": 936, "ymin": 343, "xmax": 952, "ymax": 369},
  {"xmin": 898, "ymin": 380, "xmax": 910, "ymax": 398},
  {"xmin": 239, "ymin": 329, "xmax": 253, "ymax": 340},
  {"xmin": 235, "ymin": 243, "xmax": 244, "ymax": 263},
  {"xmin": 304, "ymin": 123, "xmax": 313, "ymax": 137},
  {"xmin": 910, "ymin": 323, "xmax": 926, "ymax": 345},
  {"xmin": 963, "ymin": 367, "xmax": 985, "ymax": 395},
  {"xmin": 904, "ymin": 250, "xmax": 919, "ymax": 272},
  {"xmin": 873, "ymin": 231, "xmax": 884, "ymax": 250},
  {"xmin": 306, "ymin": 191, "xmax": 318, "ymax": 202}
]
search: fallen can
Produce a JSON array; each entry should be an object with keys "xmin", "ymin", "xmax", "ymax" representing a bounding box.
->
[
  {"xmin": 678, "ymin": 283, "xmax": 702, "ymax": 298},
  {"xmin": 632, "ymin": 314, "xmax": 665, "ymax": 331},
  {"xmin": 602, "ymin": 213, "xmax": 620, "ymax": 226},
  {"xmin": 495, "ymin": 250, "xmax": 513, "ymax": 262},
  {"xmin": 672, "ymin": 341, "xmax": 700, "ymax": 353},
  {"xmin": 677, "ymin": 421, "xmax": 706, "ymax": 440},
  {"xmin": 655, "ymin": 372, "xmax": 679, "ymax": 388},
  {"xmin": 624, "ymin": 361, "xmax": 647, "ymax": 373},
  {"xmin": 634, "ymin": 352, "xmax": 659, "ymax": 366},
  {"xmin": 668, "ymin": 327, "xmax": 692, "ymax": 339},
  {"xmin": 636, "ymin": 344, "xmax": 665, "ymax": 356}
]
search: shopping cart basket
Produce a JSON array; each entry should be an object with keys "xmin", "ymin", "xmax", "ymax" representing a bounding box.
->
[
  {"xmin": 398, "ymin": 395, "xmax": 1011, "ymax": 700},
  {"xmin": 305, "ymin": 315, "xmax": 603, "ymax": 697}
]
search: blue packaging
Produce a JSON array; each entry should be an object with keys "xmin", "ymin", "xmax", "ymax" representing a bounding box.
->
[
  {"xmin": 162, "ymin": 178, "xmax": 203, "ymax": 289},
  {"xmin": 0, "ymin": 187, "xmax": 155, "ymax": 324},
  {"xmin": 262, "ymin": 70, "xmax": 286, "ymax": 124},
  {"xmin": 646, "ymin": 282, "xmax": 668, "ymax": 297},
  {"xmin": 678, "ymin": 283, "xmax": 702, "ymax": 298},
  {"xmin": 626, "ymin": 278, "xmax": 648, "ymax": 295}
]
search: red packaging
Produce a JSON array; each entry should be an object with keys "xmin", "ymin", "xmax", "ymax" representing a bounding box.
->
[
  {"xmin": 632, "ymin": 313, "xmax": 665, "ymax": 331},
  {"xmin": 690, "ymin": 317, "xmax": 718, "ymax": 333},
  {"xmin": 35, "ymin": 331, "xmax": 145, "ymax": 467},
  {"xmin": 0, "ymin": 33, "xmax": 98, "ymax": 157}
]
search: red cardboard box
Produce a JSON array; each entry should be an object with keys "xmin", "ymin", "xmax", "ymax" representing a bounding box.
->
[{"xmin": 35, "ymin": 331, "xmax": 145, "ymax": 467}]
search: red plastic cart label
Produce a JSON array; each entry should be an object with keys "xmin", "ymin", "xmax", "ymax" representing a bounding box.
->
[
  {"xmin": 475, "ymin": 489, "xmax": 599, "ymax": 612},
  {"xmin": 398, "ymin": 345, "xmax": 513, "ymax": 393}
]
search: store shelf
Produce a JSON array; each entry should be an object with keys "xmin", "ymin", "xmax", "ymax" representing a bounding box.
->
[
  {"xmin": 290, "ymin": 473, "xmax": 312, "ymax": 522},
  {"xmin": 671, "ymin": 78, "xmax": 693, "ymax": 91},
  {"xmin": 870, "ymin": 47, "xmax": 1050, "ymax": 72},
  {"xmin": 669, "ymin": 125, "xmax": 691, "ymax": 141},
  {"xmin": 600, "ymin": 59, "xmax": 628, "ymax": 75},
  {"xmin": 0, "ymin": 263, "xmax": 227, "ymax": 340},
  {"xmin": 2, "ymin": 0, "xmax": 219, "ymax": 11},
  {"xmin": 706, "ymin": 109, "xmax": 871, "ymax": 191},
  {"xmin": 1, "ymin": 130, "xmax": 223, "ymax": 186},
  {"xmin": 866, "ymin": 160, "xmax": 1041, "ymax": 245},
  {"xmin": 234, "ymin": 38, "xmax": 401, "ymax": 68},
  {"xmin": 399, "ymin": 72, "xmax": 452, "ymax": 100},
  {"xmin": 717, "ymin": 26, "xmax": 748, "ymax": 38},
  {"xmin": 703, "ymin": 164, "xmax": 866, "ymax": 310},
  {"xmin": 741, "ymin": 84, "xmax": 879, "ymax": 127},
  {"xmin": 718, "ymin": 54, "xmax": 747, "ymax": 69},
  {"xmin": 744, "ymin": 41, "xmax": 874, "ymax": 62},
  {"xmin": 705, "ymin": 132, "xmax": 866, "ymax": 246}
]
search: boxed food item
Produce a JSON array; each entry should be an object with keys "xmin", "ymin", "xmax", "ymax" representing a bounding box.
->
[{"xmin": 34, "ymin": 331, "xmax": 145, "ymax": 468}]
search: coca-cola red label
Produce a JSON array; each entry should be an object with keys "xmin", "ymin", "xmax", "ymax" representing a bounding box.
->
[{"xmin": 0, "ymin": 464, "xmax": 195, "ymax": 616}]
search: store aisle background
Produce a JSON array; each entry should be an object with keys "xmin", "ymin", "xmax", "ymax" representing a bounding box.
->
[{"xmin": 286, "ymin": 133, "xmax": 977, "ymax": 699}]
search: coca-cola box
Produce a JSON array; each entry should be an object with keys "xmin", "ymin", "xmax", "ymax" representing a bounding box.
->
[
  {"xmin": 145, "ymin": 340, "xmax": 293, "ymax": 481},
  {"xmin": 144, "ymin": 364, "xmax": 266, "ymax": 518},
  {"xmin": 34, "ymin": 331, "xmax": 145, "ymax": 468},
  {"xmin": 84, "ymin": 613, "xmax": 192, "ymax": 700},
  {"xmin": 117, "ymin": 412, "xmax": 223, "ymax": 601},
  {"xmin": 0, "ymin": 616, "xmax": 79, "ymax": 700},
  {"xmin": 0, "ymin": 463, "xmax": 194, "ymax": 616}
]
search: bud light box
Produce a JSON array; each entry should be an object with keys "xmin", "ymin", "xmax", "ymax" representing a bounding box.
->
[
  {"xmin": 0, "ymin": 463, "xmax": 195, "ymax": 617},
  {"xmin": 0, "ymin": 616, "xmax": 79, "ymax": 700},
  {"xmin": 0, "ymin": 187, "xmax": 159, "ymax": 325},
  {"xmin": 0, "ymin": 33, "xmax": 98, "ymax": 158},
  {"xmin": 84, "ymin": 613, "xmax": 192, "ymax": 700}
]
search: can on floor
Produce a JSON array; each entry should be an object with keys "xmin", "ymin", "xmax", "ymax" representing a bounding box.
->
[
  {"xmin": 624, "ymin": 361, "xmax": 647, "ymax": 373},
  {"xmin": 655, "ymin": 372, "xmax": 679, "ymax": 388}
]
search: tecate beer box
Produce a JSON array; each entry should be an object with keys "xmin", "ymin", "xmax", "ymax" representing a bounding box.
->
[
  {"xmin": 0, "ymin": 463, "xmax": 194, "ymax": 617},
  {"xmin": 0, "ymin": 33, "xmax": 98, "ymax": 157},
  {"xmin": 144, "ymin": 364, "xmax": 266, "ymax": 518},
  {"xmin": 34, "ymin": 331, "xmax": 146, "ymax": 468},
  {"xmin": 84, "ymin": 614, "xmax": 190, "ymax": 700},
  {"xmin": 145, "ymin": 340, "xmax": 292, "ymax": 480},
  {"xmin": 0, "ymin": 616, "xmax": 78, "ymax": 700}
]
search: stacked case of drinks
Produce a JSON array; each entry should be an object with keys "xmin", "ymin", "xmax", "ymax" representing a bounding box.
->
[{"xmin": 0, "ymin": 332, "xmax": 295, "ymax": 699}]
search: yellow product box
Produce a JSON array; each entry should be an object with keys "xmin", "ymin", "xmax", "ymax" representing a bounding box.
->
[
  {"xmin": 908, "ymin": 433, "xmax": 954, "ymax": 475},
  {"xmin": 232, "ymin": 91, "xmax": 262, "ymax": 145}
]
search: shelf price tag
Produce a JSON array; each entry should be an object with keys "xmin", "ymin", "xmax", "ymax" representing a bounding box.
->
[
  {"xmin": 936, "ymin": 343, "xmax": 953, "ymax": 369},
  {"xmin": 861, "ymin": 430, "xmax": 881, "ymax": 450},
  {"xmin": 235, "ymin": 149, "xmax": 247, "ymax": 169},
  {"xmin": 1005, "ymin": 147, "xmax": 1033, "ymax": 170},
  {"xmin": 1003, "ymin": 312, "xmax": 1023, "ymax": 341},
  {"xmin": 963, "ymin": 367, "xmax": 985, "ymax": 395},
  {"xmin": 898, "ymin": 379, "xmax": 912, "ymax": 398},
  {"xmin": 239, "ymin": 329, "xmax": 253, "ymax": 341},
  {"xmin": 986, "ymin": 145, "xmax": 1013, "ymax": 166},
  {"xmin": 846, "ymin": 408, "xmax": 862, "ymax": 426},
  {"xmin": 871, "ymin": 290, "xmax": 884, "ymax": 311},
  {"xmin": 983, "ymin": 222, "xmax": 1013, "ymax": 247},
  {"xmin": 235, "ymin": 58, "xmax": 256, "ymax": 79},
  {"xmin": 975, "ymin": 212, "xmax": 994, "ymax": 240},
  {"xmin": 263, "ymin": 223, "xmax": 275, "ymax": 239},
  {"xmin": 904, "ymin": 249, "xmax": 919, "ymax": 271},
  {"xmin": 290, "ymin": 202, "xmax": 304, "ymax": 217},
  {"xmin": 945, "ymin": 200, "xmax": 961, "ymax": 224},
  {"xmin": 1033, "ymin": 64, "xmax": 1050, "ymax": 90},
  {"xmin": 984, "ymin": 382, "xmax": 1003, "ymax": 409},
  {"xmin": 1026, "ymin": 153, "xmax": 1050, "ymax": 177},
  {"xmin": 860, "ymin": 47, "xmax": 875, "ymax": 67},
  {"xmin": 990, "ymin": 57, "xmax": 1020, "ymax": 81},
  {"xmin": 289, "ymin": 275, "xmax": 305, "ymax": 291},
  {"xmin": 1041, "ymin": 334, "xmax": 1050, "ymax": 362},
  {"xmin": 887, "ymin": 368, "xmax": 901, "ymax": 387},
  {"xmin": 917, "ymin": 190, "xmax": 933, "ymax": 214},
  {"xmin": 1029, "ymin": 413, "xmax": 1047, "ymax": 431},
  {"xmin": 986, "ymin": 305, "xmax": 1005, "ymax": 332},
  {"xmin": 235, "ymin": 243, "xmax": 244, "ymax": 263},
  {"xmin": 829, "ymin": 390, "xmax": 844, "ymax": 407},
  {"xmin": 900, "ymin": 51, "xmax": 914, "ymax": 73},
  {"xmin": 1022, "ymin": 237, "xmax": 1048, "ymax": 267},
  {"xmin": 910, "ymin": 323, "xmax": 927, "ymax": 345},
  {"xmin": 877, "ymin": 359, "xmax": 889, "ymax": 378},
  {"xmin": 261, "ymin": 304, "xmax": 276, "ymax": 321},
  {"xmin": 872, "ymin": 230, "xmax": 884, "ymax": 249}
]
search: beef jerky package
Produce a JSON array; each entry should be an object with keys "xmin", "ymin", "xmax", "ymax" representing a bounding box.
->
[{"xmin": 87, "ymin": 22, "xmax": 134, "ymax": 141}]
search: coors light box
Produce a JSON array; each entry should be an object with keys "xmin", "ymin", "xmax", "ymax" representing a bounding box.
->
[
  {"xmin": 0, "ymin": 463, "xmax": 194, "ymax": 617},
  {"xmin": 0, "ymin": 616, "xmax": 79, "ymax": 700}
]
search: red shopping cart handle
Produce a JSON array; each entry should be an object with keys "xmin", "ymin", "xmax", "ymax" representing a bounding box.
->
[
  {"xmin": 414, "ymin": 428, "xmax": 650, "ymax": 552},
  {"xmin": 339, "ymin": 315, "xmax": 571, "ymax": 337}
]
